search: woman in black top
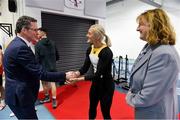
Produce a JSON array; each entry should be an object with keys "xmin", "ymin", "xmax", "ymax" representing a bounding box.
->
[{"xmin": 70, "ymin": 24, "xmax": 115, "ymax": 119}]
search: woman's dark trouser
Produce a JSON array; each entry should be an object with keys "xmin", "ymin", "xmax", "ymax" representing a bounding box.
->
[{"xmin": 89, "ymin": 83, "xmax": 114, "ymax": 119}]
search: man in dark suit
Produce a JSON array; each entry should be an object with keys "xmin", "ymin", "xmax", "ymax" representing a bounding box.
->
[{"xmin": 3, "ymin": 16, "xmax": 73, "ymax": 119}]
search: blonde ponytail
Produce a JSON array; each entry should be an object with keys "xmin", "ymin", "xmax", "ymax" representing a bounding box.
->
[
  {"xmin": 90, "ymin": 24, "xmax": 112, "ymax": 47},
  {"xmin": 104, "ymin": 34, "xmax": 112, "ymax": 47}
]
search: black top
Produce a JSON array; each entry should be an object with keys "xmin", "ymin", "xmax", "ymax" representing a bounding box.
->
[
  {"xmin": 79, "ymin": 46, "xmax": 113, "ymax": 83},
  {"xmin": 35, "ymin": 38, "xmax": 59, "ymax": 72}
]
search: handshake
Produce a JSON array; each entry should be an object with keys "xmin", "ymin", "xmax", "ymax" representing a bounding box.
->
[{"xmin": 65, "ymin": 71, "xmax": 84, "ymax": 84}]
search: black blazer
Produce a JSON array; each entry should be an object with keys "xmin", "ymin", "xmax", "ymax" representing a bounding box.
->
[{"xmin": 3, "ymin": 37, "xmax": 65, "ymax": 107}]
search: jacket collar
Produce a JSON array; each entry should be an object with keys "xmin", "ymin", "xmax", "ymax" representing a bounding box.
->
[
  {"xmin": 130, "ymin": 43, "xmax": 160, "ymax": 75},
  {"xmin": 17, "ymin": 35, "xmax": 31, "ymax": 47},
  {"xmin": 131, "ymin": 47, "xmax": 152, "ymax": 75}
]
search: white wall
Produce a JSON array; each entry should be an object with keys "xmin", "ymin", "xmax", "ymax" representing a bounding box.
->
[
  {"xmin": 0, "ymin": 0, "xmax": 106, "ymax": 43},
  {"xmin": 0, "ymin": 0, "xmax": 28, "ymax": 51},
  {"xmin": 106, "ymin": 0, "xmax": 180, "ymax": 59},
  {"xmin": 24, "ymin": 4, "xmax": 104, "ymax": 28},
  {"xmin": 0, "ymin": 0, "xmax": 25, "ymax": 32},
  {"xmin": 26, "ymin": 0, "xmax": 106, "ymax": 30},
  {"xmin": 163, "ymin": 0, "xmax": 180, "ymax": 55},
  {"xmin": 0, "ymin": 0, "xmax": 106, "ymax": 54},
  {"xmin": 1, "ymin": 0, "xmax": 180, "ymax": 59}
]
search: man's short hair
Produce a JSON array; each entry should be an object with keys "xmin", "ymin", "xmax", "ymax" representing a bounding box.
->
[
  {"xmin": 38, "ymin": 27, "xmax": 48, "ymax": 34},
  {"xmin": 16, "ymin": 16, "xmax": 37, "ymax": 34}
]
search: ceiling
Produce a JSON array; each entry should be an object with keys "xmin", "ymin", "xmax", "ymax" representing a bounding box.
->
[{"xmin": 106, "ymin": 0, "xmax": 180, "ymax": 11}]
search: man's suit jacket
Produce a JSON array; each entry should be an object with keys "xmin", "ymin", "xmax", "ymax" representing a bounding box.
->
[
  {"xmin": 126, "ymin": 43, "xmax": 180, "ymax": 119},
  {"xmin": 3, "ymin": 37, "xmax": 65, "ymax": 107}
]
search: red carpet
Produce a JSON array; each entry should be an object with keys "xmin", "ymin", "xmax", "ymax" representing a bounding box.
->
[{"xmin": 39, "ymin": 81, "xmax": 134, "ymax": 119}]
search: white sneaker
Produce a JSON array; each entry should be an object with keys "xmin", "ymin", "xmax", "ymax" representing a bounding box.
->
[{"xmin": 9, "ymin": 112, "xmax": 15, "ymax": 117}]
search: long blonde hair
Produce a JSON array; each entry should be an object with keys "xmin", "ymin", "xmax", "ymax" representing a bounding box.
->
[
  {"xmin": 137, "ymin": 8, "xmax": 176, "ymax": 45},
  {"xmin": 90, "ymin": 24, "xmax": 112, "ymax": 47}
]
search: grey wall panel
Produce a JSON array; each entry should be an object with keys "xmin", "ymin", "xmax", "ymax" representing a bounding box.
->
[
  {"xmin": 25, "ymin": 0, "xmax": 64, "ymax": 11},
  {"xmin": 41, "ymin": 12, "xmax": 95, "ymax": 72},
  {"xmin": 84, "ymin": 0, "xmax": 106, "ymax": 18}
]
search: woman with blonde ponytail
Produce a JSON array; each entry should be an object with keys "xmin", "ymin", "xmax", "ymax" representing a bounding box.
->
[{"xmin": 70, "ymin": 24, "xmax": 114, "ymax": 119}]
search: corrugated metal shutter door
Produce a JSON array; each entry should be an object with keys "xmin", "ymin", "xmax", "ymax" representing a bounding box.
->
[{"xmin": 41, "ymin": 12, "xmax": 95, "ymax": 72}]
